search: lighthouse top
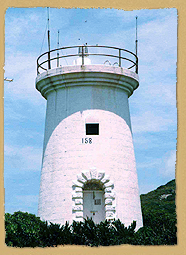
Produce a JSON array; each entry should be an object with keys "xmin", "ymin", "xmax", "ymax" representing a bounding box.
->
[{"xmin": 36, "ymin": 45, "xmax": 139, "ymax": 99}]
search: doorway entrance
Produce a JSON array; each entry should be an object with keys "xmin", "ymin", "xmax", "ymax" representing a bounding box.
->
[{"xmin": 83, "ymin": 180, "xmax": 105, "ymax": 223}]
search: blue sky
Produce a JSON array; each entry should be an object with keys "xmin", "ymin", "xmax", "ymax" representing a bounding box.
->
[{"xmin": 4, "ymin": 8, "xmax": 177, "ymax": 215}]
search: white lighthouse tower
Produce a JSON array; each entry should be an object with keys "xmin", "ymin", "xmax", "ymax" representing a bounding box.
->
[{"xmin": 36, "ymin": 43, "xmax": 143, "ymax": 230}]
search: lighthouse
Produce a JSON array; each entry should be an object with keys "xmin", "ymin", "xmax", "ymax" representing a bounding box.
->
[{"xmin": 36, "ymin": 44, "xmax": 143, "ymax": 230}]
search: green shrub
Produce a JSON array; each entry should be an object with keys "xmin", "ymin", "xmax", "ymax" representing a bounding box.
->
[
  {"xmin": 5, "ymin": 211, "xmax": 46, "ymax": 247},
  {"xmin": 5, "ymin": 180, "xmax": 177, "ymax": 246},
  {"xmin": 5, "ymin": 212, "xmax": 137, "ymax": 247}
]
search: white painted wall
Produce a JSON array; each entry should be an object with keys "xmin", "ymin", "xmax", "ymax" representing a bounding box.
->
[
  {"xmin": 38, "ymin": 109, "xmax": 143, "ymax": 229},
  {"xmin": 36, "ymin": 65, "xmax": 143, "ymax": 230}
]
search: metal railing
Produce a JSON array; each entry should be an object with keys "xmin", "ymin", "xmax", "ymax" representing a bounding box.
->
[{"xmin": 37, "ymin": 45, "xmax": 138, "ymax": 75}]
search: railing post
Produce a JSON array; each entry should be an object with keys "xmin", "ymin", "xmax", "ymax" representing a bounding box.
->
[
  {"xmin": 136, "ymin": 57, "xmax": 138, "ymax": 74},
  {"xmin": 37, "ymin": 59, "xmax": 39, "ymax": 74},
  {"xmin": 57, "ymin": 30, "xmax": 59, "ymax": 67},
  {"xmin": 119, "ymin": 49, "xmax": 121, "ymax": 67},
  {"xmin": 48, "ymin": 51, "xmax": 51, "ymax": 70},
  {"xmin": 47, "ymin": 27, "xmax": 51, "ymax": 70},
  {"xmin": 57, "ymin": 50, "xmax": 59, "ymax": 67},
  {"xmin": 82, "ymin": 46, "xmax": 84, "ymax": 66}
]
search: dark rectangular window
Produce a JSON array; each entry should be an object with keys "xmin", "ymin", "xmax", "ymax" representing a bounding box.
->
[
  {"xmin": 86, "ymin": 123, "xmax": 99, "ymax": 135},
  {"xmin": 94, "ymin": 199, "xmax": 101, "ymax": 205}
]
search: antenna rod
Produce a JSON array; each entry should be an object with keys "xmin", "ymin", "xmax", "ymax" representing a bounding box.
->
[
  {"xmin": 47, "ymin": 7, "xmax": 51, "ymax": 69},
  {"xmin": 135, "ymin": 16, "xmax": 138, "ymax": 74},
  {"xmin": 135, "ymin": 16, "xmax": 138, "ymax": 57},
  {"xmin": 57, "ymin": 30, "xmax": 59, "ymax": 67}
]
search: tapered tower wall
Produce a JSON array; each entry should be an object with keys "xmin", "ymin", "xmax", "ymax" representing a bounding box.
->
[{"xmin": 36, "ymin": 64, "xmax": 143, "ymax": 229}]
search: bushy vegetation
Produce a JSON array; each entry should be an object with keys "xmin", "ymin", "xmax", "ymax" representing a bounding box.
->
[
  {"xmin": 5, "ymin": 179, "xmax": 177, "ymax": 247},
  {"xmin": 5, "ymin": 212, "xmax": 137, "ymax": 247},
  {"xmin": 138, "ymin": 179, "xmax": 177, "ymax": 245}
]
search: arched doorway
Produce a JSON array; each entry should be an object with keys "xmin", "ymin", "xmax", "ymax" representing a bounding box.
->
[
  {"xmin": 83, "ymin": 180, "xmax": 105, "ymax": 223},
  {"xmin": 72, "ymin": 168, "xmax": 116, "ymax": 222}
]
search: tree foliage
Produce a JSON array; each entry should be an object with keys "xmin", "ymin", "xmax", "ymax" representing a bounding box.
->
[
  {"xmin": 5, "ymin": 179, "xmax": 177, "ymax": 247},
  {"xmin": 5, "ymin": 212, "xmax": 137, "ymax": 247}
]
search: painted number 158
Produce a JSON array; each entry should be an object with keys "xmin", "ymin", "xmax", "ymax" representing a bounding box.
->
[{"xmin": 82, "ymin": 138, "xmax": 92, "ymax": 144}]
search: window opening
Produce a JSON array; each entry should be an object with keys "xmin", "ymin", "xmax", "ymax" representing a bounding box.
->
[
  {"xmin": 95, "ymin": 199, "xmax": 101, "ymax": 205},
  {"xmin": 83, "ymin": 180, "xmax": 103, "ymax": 191},
  {"xmin": 86, "ymin": 123, "xmax": 99, "ymax": 135}
]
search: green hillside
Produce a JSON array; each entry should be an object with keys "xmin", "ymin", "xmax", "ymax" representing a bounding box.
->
[
  {"xmin": 140, "ymin": 179, "xmax": 176, "ymax": 220},
  {"xmin": 134, "ymin": 179, "xmax": 177, "ymax": 245}
]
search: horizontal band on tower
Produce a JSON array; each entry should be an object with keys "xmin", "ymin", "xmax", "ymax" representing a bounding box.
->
[{"xmin": 36, "ymin": 65, "xmax": 139, "ymax": 99}]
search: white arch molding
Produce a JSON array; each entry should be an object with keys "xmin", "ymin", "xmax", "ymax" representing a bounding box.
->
[{"xmin": 72, "ymin": 168, "xmax": 116, "ymax": 222}]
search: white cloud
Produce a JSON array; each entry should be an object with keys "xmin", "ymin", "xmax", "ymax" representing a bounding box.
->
[
  {"xmin": 5, "ymin": 52, "xmax": 37, "ymax": 75},
  {"xmin": 5, "ymin": 10, "xmax": 41, "ymax": 46},
  {"xmin": 4, "ymin": 103, "xmax": 26, "ymax": 122},
  {"xmin": 137, "ymin": 157, "xmax": 162, "ymax": 170},
  {"xmin": 4, "ymin": 128, "xmax": 44, "ymax": 144},
  {"xmin": 131, "ymin": 111, "xmax": 175, "ymax": 133},
  {"xmin": 160, "ymin": 150, "xmax": 176, "ymax": 178},
  {"xmin": 138, "ymin": 82, "xmax": 176, "ymax": 107},
  {"xmin": 4, "ymin": 51, "xmax": 46, "ymax": 106},
  {"xmin": 4, "ymin": 145, "xmax": 42, "ymax": 172},
  {"xmin": 137, "ymin": 12, "xmax": 177, "ymax": 80},
  {"xmin": 137, "ymin": 151, "xmax": 176, "ymax": 194}
]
